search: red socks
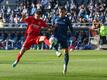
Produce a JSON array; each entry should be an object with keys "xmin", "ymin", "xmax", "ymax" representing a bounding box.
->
[
  {"xmin": 16, "ymin": 53, "xmax": 22, "ymax": 62},
  {"xmin": 44, "ymin": 38, "xmax": 50, "ymax": 47}
]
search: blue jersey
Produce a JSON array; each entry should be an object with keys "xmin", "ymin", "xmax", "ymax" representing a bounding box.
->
[{"xmin": 52, "ymin": 16, "xmax": 73, "ymax": 40}]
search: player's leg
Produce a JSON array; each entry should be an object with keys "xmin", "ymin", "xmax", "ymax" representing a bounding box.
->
[
  {"xmin": 63, "ymin": 48, "xmax": 69, "ymax": 74},
  {"xmin": 12, "ymin": 36, "xmax": 33, "ymax": 67},
  {"xmin": 60, "ymin": 40, "xmax": 69, "ymax": 74},
  {"xmin": 49, "ymin": 36, "xmax": 62, "ymax": 57},
  {"xmin": 38, "ymin": 35, "xmax": 56, "ymax": 49},
  {"xmin": 39, "ymin": 36, "xmax": 62, "ymax": 56},
  {"xmin": 39, "ymin": 36, "xmax": 51, "ymax": 47},
  {"xmin": 12, "ymin": 47, "xmax": 27, "ymax": 67},
  {"xmin": 54, "ymin": 44, "xmax": 62, "ymax": 57}
]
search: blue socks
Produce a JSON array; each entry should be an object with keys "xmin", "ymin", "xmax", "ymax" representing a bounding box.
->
[
  {"xmin": 54, "ymin": 44, "xmax": 59, "ymax": 51},
  {"xmin": 64, "ymin": 53, "xmax": 69, "ymax": 66}
]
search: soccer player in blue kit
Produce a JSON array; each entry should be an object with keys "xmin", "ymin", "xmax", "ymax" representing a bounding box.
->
[{"xmin": 51, "ymin": 7, "xmax": 73, "ymax": 74}]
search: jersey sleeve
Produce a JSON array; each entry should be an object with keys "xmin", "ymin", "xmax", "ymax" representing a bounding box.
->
[
  {"xmin": 23, "ymin": 16, "xmax": 32, "ymax": 24},
  {"xmin": 23, "ymin": 16, "xmax": 33, "ymax": 37},
  {"xmin": 42, "ymin": 20, "xmax": 48, "ymax": 28},
  {"xmin": 51, "ymin": 16, "xmax": 56, "ymax": 25}
]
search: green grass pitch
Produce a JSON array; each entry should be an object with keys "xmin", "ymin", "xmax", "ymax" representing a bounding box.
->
[{"xmin": 0, "ymin": 50, "xmax": 107, "ymax": 80}]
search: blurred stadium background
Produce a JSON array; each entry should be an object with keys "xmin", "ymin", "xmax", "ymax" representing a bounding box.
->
[
  {"xmin": 0, "ymin": 0, "xmax": 107, "ymax": 50},
  {"xmin": 0, "ymin": 0, "xmax": 107, "ymax": 80},
  {"xmin": 0, "ymin": 0, "xmax": 107, "ymax": 49}
]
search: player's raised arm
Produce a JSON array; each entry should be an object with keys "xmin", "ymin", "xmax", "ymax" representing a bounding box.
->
[
  {"xmin": 20, "ymin": 13, "xmax": 32, "ymax": 24},
  {"xmin": 12, "ymin": 10, "xmax": 51, "ymax": 68},
  {"xmin": 20, "ymin": 13, "xmax": 27, "ymax": 22}
]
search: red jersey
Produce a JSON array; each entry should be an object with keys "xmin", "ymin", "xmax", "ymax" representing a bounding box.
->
[{"xmin": 24, "ymin": 16, "xmax": 48, "ymax": 36}]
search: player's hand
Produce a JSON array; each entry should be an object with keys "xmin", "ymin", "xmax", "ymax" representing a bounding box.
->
[
  {"xmin": 21, "ymin": 13, "xmax": 26, "ymax": 18},
  {"xmin": 20, "ymin": 13, "xmax": 27, "ymax": 22}
]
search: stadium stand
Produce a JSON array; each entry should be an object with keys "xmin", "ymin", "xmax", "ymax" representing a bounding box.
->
[{"xmin": 0, "ymin": 0, "xmax": 107, "ymax": 50}]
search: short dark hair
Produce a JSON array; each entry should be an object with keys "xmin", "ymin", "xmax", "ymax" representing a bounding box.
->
[{"xmin": 35, "ymin": 10, "xmax": 42, "ymax": 15}]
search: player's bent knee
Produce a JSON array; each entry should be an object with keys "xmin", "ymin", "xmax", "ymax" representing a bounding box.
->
[
  {"xmin": 64, "ymin": 48, "xmax": 69, "ymax": 53},
  {"xmin": 20, "ymin": 46, "xmax": 28, "ymax": 53},
  {"xmin": 39, "ymin": 36, "xmax": 47, "ymax": 42}
]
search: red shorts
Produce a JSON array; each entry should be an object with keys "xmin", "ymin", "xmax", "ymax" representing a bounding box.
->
[{"xmin": 23, "ymin": 35, "xmax": 40, "ymax": 50}]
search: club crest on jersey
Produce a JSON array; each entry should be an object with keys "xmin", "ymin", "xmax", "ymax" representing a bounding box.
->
[
  {"xmin": 38, "ymin": 22, "xmax": 41, "ymax": 25},
  {"xmin": 32, "ymin": 24, "xmax": 39, "ymax": 28}
]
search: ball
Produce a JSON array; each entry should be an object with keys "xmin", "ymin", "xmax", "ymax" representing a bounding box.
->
[{"xmin": 49, "ymin": 36, "xmax": 58, "ymax": 46}]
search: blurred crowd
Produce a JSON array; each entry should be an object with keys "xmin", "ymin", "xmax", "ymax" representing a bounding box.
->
[
  {"xmin": 0, "ymin": 0, "xmax": 107, "ymax": 26},
  {"xmin": 0, "ymin": 0, "xmax": 107, "ymax": 50}
]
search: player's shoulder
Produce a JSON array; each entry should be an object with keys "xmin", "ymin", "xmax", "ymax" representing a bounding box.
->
[
  {"xmin": 64, "ymin": 16, "xmax": 70, "ymax": 22},
  {"xmin": 54, "ymin": 16, "xmax": 60, "ymax": 22},
  {"xmin": 39, "ymin": 18, "xmax": 43, "ymax": 21},
  {"xmin": 27, "ymin": 16, "xmax": 34, "ymax": 19},
  {"xmin": 64, "ymin": 16, "xmax": 69, "ymax": 20},
  {"xmin": 39, "ymin": 18, "xmax": 46, "ymax": 23}
]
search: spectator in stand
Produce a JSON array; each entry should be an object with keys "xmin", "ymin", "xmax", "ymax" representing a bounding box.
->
[
  {"xmin": 14, "ymin": 14, "xmax": 20, "ymax": 25},
  {"xmin": 30, "ymin": 3, "xmax": 37, "ymax": 15},
  {"xmin": 78, "ymin": 16, "xmax": 88, "ymax": 26},
  {"xmin": 41, "ymin": 0, "xmax": 49, "ymax": 9},
  {"xmin": 57, "ymin": 0, "xmax": 67, "ymax": 7},
  {"xmin": 21, "ymin": 5, "xmax": 28, "ymax": 15},
  {"xmin": 90, "ymin": 18, "xmax": 100, "ymax": 37},
  {"xmin": 0, "ymin": 0, "xmax": 107, "ymax": 50},
  {"xmin": 36, "ymin": 3, "xmax": 42, "ymax": 10},
  {"xmin": 78, "ymin": 38, "xmax": 95, "ymax": 50},
  {"xmin": 0, "ymin": 41, "xmax": 4, "ymax": 49},
  {"xmin": 0, "ymin": 13, "xmax": 4, "ymax": 28}
]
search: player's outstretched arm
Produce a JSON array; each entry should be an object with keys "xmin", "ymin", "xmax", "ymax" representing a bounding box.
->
[{"xmin": 20, "ymin": 13, "xmax": 27, "ymax": 22}]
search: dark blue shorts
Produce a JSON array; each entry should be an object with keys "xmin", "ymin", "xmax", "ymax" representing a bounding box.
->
[{"xmin": 57, "ymin": 38, "xmax": 68, "ymax": 49}]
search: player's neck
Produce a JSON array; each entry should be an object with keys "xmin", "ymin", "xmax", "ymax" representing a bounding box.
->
[
  {"xmin": 59, "ymin": 15, "xmax": 65, "ymax": 18},
  {"xmin": 34, "ymin": 17, "xmax": 40, "ymax": 20}
]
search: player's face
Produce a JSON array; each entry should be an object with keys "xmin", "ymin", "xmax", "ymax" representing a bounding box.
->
[
  {"xmin": 34, "ymin": 13, "xmax": 41, "ymax": 19},
  {"xmin": 59, "ymin": 9, "xmax": 66, "ymax": 17}
]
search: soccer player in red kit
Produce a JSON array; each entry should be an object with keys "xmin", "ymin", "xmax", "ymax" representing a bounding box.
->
[{"xmin": 12, "ymin": 10, "xmax": 51, "ymax": 67}]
